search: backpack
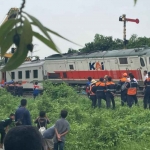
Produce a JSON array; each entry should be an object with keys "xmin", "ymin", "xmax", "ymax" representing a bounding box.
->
[
  {"xmin": 121, "ymin": 82, "xmax": 127, "ymax": 91},
  {"xmin": 38, "ymin": 118, "xmax": 47, "ymax": 135}
]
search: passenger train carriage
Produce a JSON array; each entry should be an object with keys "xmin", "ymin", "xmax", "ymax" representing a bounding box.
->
[
  {"xmin": 0, "ymin": 47, "xmax": 149, "ymax": 89},
  {"xmin": 0, "ymin": 59, "xmax": 45, "ymax": 90}
]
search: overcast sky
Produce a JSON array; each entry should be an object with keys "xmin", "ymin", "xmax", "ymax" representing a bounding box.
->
[{"xmin": 0, "ymin": 0, "xmax": 149, "ymax": 58}]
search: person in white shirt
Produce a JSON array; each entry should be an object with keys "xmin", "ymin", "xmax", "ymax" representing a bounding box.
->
[
  {"xmin": 127, "ymin": 73, "xmax": 138, "ymax": 83},
  {"xmin": 143, "ymin": 70, "xmax": 148, "ymax": 82}
]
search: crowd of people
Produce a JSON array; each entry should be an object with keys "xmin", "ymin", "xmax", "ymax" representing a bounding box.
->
[
  {"xmin": 86, "ymin": 70, "xmax": 150, "ymax": 109},
  {"xmin": 0, "ymin": 99, "xmax": 70, "ymax": 150},
  {"xmin": 1, "ymin": 81, "xmax": 40, "ymax": 99}
]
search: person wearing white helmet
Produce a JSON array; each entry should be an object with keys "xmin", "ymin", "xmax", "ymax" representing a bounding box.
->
[{"xmin": 89, "ymin": 79, "xmax": 97, "ymax": 108}]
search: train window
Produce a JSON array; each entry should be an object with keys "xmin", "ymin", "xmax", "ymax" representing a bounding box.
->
[
  {"xmin": 11, "ymin": 72, "xmax": 15, "ymax": 80},
  {"xmin": 26, "ymin": 70, "xmax": 30, "ymax": 79},
  {"xmin": 33, "ymin": 70, "xmax": 38, "ymax": 78},
  {"xmin": 140, "ymin": 57, "xmax": 145, "ymax": 67},
  {"xmin": 119, "ymin": 58, "xmax": 128, "ymax": 64},
  {"xmin": 69, "ymin": 65, "xmax": 74, "ymax": 70},
  {"xmin": 18, "ymin": 71, "xmax": 22, "ymax": 79}
]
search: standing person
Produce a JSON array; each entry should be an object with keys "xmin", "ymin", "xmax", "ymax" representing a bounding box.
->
[
  {"xmin": 15, "ymin": 99, "xmax": 31, "ymax": 126},
  {"xmin": 105, "ymin": 77, "xmax": 116, "ymax": 109},
  {"xmin": 43, "ymin": 125, "xmax": 55, "ymax": 150},
  {"xmin": 54, "ymin": 110, "xmax": 70, "ymax": 150},
  {"xmin": 17, "ymin": 82, "xmax": 23, "ymax": 97},
  {"xmin": 96, "ymin": 78, "xmax": 106, "ymax": 108},
  {"xmin": 143, "ymin": 70, "xmax": 148, "ymax": 82},
  {"xmin": 8, "ymin": 82, "xmax": 14, "ymax": 95},
  {"xmin": 85, "ymin": 77, "xmax": 92, "ymax": 97},
  {"xmin": 0, "ymin": 113, "xmax": 15, "ymax": 148},
  {"xmin": 34, "ymin": 111, "xmax": 50, "ymax": 129},
  {"xmin": 118, "ymin": 73, "xmax": 128, "ymax": 106},
  {"xmin": 33, "ymin": 82, "xmax": 39, "ymax": 99},
  {"xmin": 143, "ymin": 72, "xmax": 150, "ymax": 109},
  {"xmin": 14, "ymin": 82, "xmax": 19, "ymax": 96},
  {"xmin": 126, "ymin": 74, "xmax": 138, "ymax": 108},
  {"xmin": 127, "ymin": 73, "xmax": 138, "ymax": 83},
  {"xmin": 89, "ymin": 79, "xmax": 97, "ymax": 108}
]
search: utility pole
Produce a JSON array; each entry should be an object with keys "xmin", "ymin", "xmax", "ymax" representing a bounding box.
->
[{"xmin": 119, "ymin": 15, "xmax": 139, "ymax": 49}]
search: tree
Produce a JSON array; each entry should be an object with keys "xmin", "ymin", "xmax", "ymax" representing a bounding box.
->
[{"xmin": 68, "ymin": 48, "xmax": 78, "ymax": 54}]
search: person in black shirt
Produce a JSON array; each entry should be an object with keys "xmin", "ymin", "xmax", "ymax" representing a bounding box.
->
[
  {"xmin": 0, "ymin": 113, "xmax": 15, "ymax": 148},
  {"xmin": 34, "ymin": 111, "xmax": 50, "ymax": 129}
]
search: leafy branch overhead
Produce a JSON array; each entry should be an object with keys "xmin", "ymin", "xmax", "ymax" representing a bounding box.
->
[{"xmin": 0, "ymin": 9, "xmax": 78, "ymax": 71}]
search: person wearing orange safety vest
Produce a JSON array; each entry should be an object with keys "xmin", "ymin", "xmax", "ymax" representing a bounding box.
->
[
  {"xmin": 96, "ymin": 78, "xmax": 106, "ymax": 108},
  {"xmin": 143, "ymin": 72, "xmax": 150, "ymax": 109},
  {"xmin": 89, "ymin": 79, "xmax": 97, "ymax": 108},
  {"xmin": 117, "ymin": 73, "xmax": 128, "ymax": 106},
  {"xmin": 105, "ymin": 77, "xmax": 116, "ymax": 109},
  {"xmin": 126, "ymin": 74, "xmax": 138, "ymax": 108}
]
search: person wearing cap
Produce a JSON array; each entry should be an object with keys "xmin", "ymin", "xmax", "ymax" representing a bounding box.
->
[
  {"xmin": 96, "ymin": 78, "xmax": 106, "ymax": 108},
  {"xmin": 143, "ymin": 72, "xmax": 150, "ymax": 109},
  {"xmin": 105, "ymin": 77, "xmax": 116, "ymax": 109},
  {"xmin": 126, "ymin": 74, "xmax": 138, "ymax": 108},
  {"xmin": 117, "ymin": 73, "xmax": 128, "ymax": 106},
  {"xmin": 89, "ymin": 79, "xmax": 97, "ymax": 108}
]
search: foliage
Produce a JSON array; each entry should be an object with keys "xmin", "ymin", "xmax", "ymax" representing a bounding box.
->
[
  {"xmin": 1, "ymin": 81, "xmax": 150, "ymax": 149},
  {"xmin": 68, "ymin": 34, "xmax": 150, "ymax": 54},
  {"xmin": 0, "ymin": 1, "xmax": 78, "ymax": 71}
]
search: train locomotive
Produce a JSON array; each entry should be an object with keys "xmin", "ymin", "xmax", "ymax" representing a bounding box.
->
[{"xmin": 0, "ymin": 46, "xmax": 149, "ymax": 90}]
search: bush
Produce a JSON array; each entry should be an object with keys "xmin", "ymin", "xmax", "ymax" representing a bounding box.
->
[{"xmin": 1, "ymin": 81, "xmax": 150, "ymax": 150}]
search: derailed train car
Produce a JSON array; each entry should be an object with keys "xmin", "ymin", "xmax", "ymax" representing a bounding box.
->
[{"xmin": 0, "ymin": 47, "xmax": 150, "ymax": 89}]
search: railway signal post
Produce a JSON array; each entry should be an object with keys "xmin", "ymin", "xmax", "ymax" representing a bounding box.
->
[{"xmin": 119, "ymin": 15, "xmax": 139, "ymax": 49}]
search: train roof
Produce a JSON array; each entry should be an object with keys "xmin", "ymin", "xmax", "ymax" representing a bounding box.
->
[
  {"xmin": 45, "ymin": 47, "xmax": 150, "ymax": 60},
  {"xmin": 0, "ymin": 59, "xmax": 45, "ymax": 69},
  {"xmin": 17, "ymin": 60, "xmax": 45, "ymax": 68}
]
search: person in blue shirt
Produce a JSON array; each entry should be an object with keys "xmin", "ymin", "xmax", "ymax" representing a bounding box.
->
[
  {"xmin": 33, "ymin": 82, "xmax": 39, "ymax": 99},
  {"xmin": 15, "ymin": 99, "xmax": 31, "ymax": 126}
]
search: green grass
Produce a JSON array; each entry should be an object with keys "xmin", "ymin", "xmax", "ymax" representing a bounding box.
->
[{"xmin": 0, "ymin": 81, "xmax": 150, "ymax": 150}]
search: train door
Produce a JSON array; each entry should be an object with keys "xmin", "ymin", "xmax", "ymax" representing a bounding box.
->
[
  {"xmin": 146, "ymin": 57, "xmax": 150, "ymax": 72},
  {"xmin": 1, "ymin": 72, "xmax": 6, "ymax": 83},
  {"xmin": 66, "ymin": 60, "xmax": 76, "ymax": 80},
  {"xmin": 128, "ymin": 57, "xmax": 142, "ymax": 81},
  {"xmin": 139, "ymin": 57, "xmax": 147, "ymax": 81}
]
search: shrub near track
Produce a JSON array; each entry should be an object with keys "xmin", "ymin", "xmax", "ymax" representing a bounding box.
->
[{"xmin": 1, "ymin": 82, "xmax": 150, "ymax": 150}]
